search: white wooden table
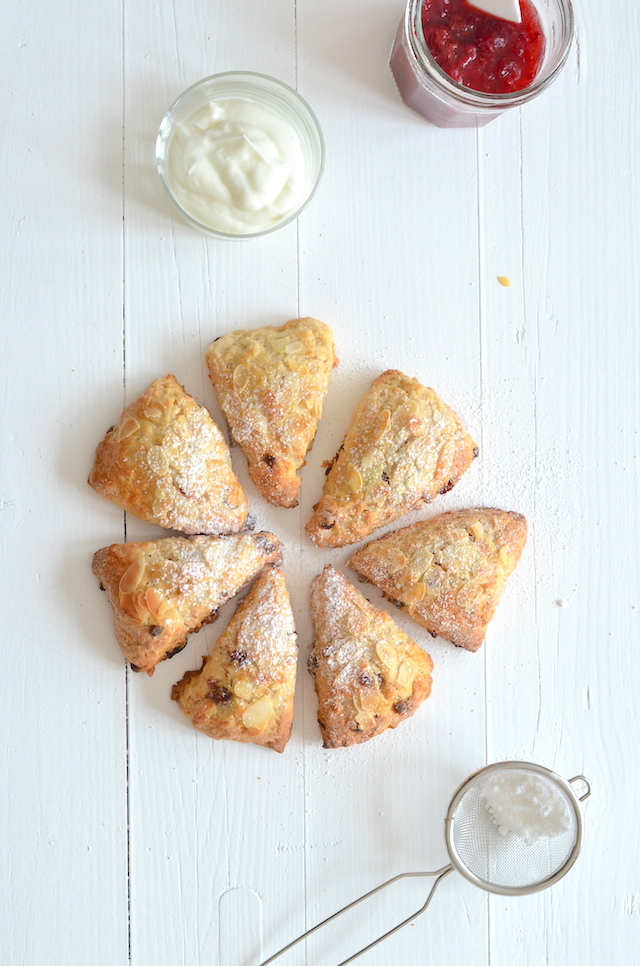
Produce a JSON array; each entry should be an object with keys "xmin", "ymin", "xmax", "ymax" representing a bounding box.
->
[{"xmin": 3, "ymin": 2, "xmax": 639, "ymax": 964}]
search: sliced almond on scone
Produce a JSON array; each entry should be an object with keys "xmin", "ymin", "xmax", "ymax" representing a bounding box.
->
[
  {"xmin": 92, "ymin": 532, "xmax": 281, "ymax": 675},
  {"xmin": 308, "ymin": 565, "xmax": 433, "ymax": 748},
  {"xmin": 172, "ymin": 567, "xmax": 297, "ymax": 753},
  {"xmin": 88, "ymin": 375, "xmax": 248, "ymax": 535},
  {"xmin": 349, "ymin": 509, "xmax": 527, "ymax": 652},
  {"xmin": 205, "ymin": 317, "xmax": 337, "ymax": 508},
  {"xmin": 306, "ymin": 370, "xmax": 477, "ymax": 547}
]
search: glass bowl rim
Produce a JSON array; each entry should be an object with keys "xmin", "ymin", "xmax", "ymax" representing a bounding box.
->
[{"xmin": 155, "ymin": 70, "xmax": 325, "ymax": 240}]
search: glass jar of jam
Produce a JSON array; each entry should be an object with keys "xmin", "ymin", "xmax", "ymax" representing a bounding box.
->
[{"xmin": 390, "ymin": 0, "xmax": 574, "ymax": 128}]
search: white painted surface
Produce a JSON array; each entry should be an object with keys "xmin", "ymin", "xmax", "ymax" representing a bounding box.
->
[{"xmin": 2, "ymin": 2, "xmax": 638, "ymax": 965}]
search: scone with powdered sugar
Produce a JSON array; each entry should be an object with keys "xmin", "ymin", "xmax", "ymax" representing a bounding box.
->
[
  {"xmin": 306, "ymin": 370, "xmax": 477, "ymax": 548},
  {"xmin": 92, "ymin": 532, "xmax": 281, "ymax": 675},
  {"xmin": 349, "ymin": 508, "xmax": 527, "ymax": 652},
  {"xmin": 89, "ymin": 375, "xmax": 248, "ymax": 535},
  {"xmin": 308, "ymin": 565, "xmax": 433, "ymax": 748},
  {"xmin": 172, "ymin": 567, "xmax": 297, "ymax": 753},
  {"xmin": 205, "ymin": 317, "xmax": 337, "ymax": 508}
]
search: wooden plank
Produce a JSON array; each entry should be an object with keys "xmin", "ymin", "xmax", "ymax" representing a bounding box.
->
[
  {"xmin": 122, "ymin": 3, "xmax": 308, "ymax": 965},
  {"xmin": 0, "ymin": 2, "xmax": 128, "ymax": 963},
  {"xmin": 295, "ymin": 2, "xmax": 489, "ymax": 962},
  {"xmin": 482, "ymin": 5, "xmax": 640, "ymax": 963}
]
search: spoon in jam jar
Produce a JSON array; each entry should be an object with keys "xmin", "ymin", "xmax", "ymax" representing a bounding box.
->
[{"xmin": 468, "ymin": 0, "xmax": 522, "ymax": 22}]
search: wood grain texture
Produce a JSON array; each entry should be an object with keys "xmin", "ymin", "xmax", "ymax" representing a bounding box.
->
[
  {"xmin": 1, "ymin": 1, "xmax": 129, "ymax": 963},
  {"xmin": 2, "ymin": 0, "xmax": 639, "ymax": 964}
]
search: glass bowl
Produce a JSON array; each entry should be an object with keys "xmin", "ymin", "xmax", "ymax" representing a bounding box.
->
[{"xmin": 156, "ymin": 71, "xmax": 325, "ymax": 239}]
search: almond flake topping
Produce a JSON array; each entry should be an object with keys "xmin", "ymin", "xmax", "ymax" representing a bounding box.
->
[
  {"xmin": 242, "ymin": 695, "xmax": 274, "ymax": 734},
  {"xmin": 233, "ymin": 364, "xmax": 249, "ymax": 392},
  {"xmin": 118, "ymin": 417, "xmax": 140, "ymax": 441},
  {"xmin": 119, "ymin": 557, "xmax": 146, "ymax": 594}
]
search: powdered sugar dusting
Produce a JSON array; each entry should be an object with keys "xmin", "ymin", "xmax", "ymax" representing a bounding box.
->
[
  {"xmin": 310, "ymin": 565, "xmax": 369, "ymax": 690},
  {"xmin": 306, "ymin": 370, "xmax": 477, "ymax": 547},
  {"xmin": 90, "ymin": 375, "xmax": 247, "ymax": 535},
  {"xmin": 205, "ymin": 319, "xmax": 336, "ymax": 505},
  {"xmin": 233, "ymin": 568, "xmax": 297, "ymax": 676},
  {"xmin": 139, "ymin": 533, "xmax": 279, "ymax": 613},
  {"xmin": 146, "ymin": 392, "xmax": 246, "ymax": 533},
  {"xmin": 172, "ymin": 566, "xmax": 297, "ymax": 752},
  {"xmin": 348, "ymin": 509, "xmax": 527, "ymax": 651},
  {"xmin": 308, "ymin": 565, "xmax": 434, "ymax": 747}
]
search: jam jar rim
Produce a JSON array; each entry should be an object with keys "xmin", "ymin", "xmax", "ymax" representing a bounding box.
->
[{"xmin": 406, "ymin": 0, "xmax": 575, "ymax": 108}]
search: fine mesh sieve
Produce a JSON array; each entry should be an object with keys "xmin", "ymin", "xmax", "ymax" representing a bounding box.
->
[
  {"xmin": 446, "ymin": 763, "xmax": 583, "ymax": 894},
  {"xmin": 258, "ymin": 761, "xmax": 591, "ymax": 966}
]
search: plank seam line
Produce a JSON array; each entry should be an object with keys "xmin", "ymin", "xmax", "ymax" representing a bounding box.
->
[
  {"xmin": 474, "ymin": 121, "xmax": 491, "ymax": 966},
  {"xmin": 293, "ymin": 5, "xmax": 308, "ymax": 963},
  {"xmin": 518, "ymin": 112, "xmax": 542, "ymax": 753},
  {"xmin": 121, "ymin": 0, "xmax": 131, "ymax": 959}
]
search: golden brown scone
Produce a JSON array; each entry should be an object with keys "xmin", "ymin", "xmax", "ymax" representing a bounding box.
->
[
  {"xmin": 306, "ymin": 370, "xmax": 477, "ymax": 548},
  {"xmin": 172, "ymin": 568, "xmax": 297, "ymax": 753},
  {"xmin": 88, "ymin": 375, "xmax": 248, "ymax": 534},
  {"xmin": 308, "ymin": 565, "xmax": 433, "ymax": 748},
  {"xmin": 92, "ymin": 532, "xmax": 281, "ymax": 675},
  {"xmin": 205, "ymin": 317, "xmax": 337, "ymax": 508},
  {"xmin": 349, "ymin": 509, "xmax": 527, "ymax": 652}
]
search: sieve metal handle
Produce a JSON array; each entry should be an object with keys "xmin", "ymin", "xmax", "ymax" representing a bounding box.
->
[
  {"xmin": 257, "ymin": 865, "xmax": 454, "ymax": 966},
  {"xmin": 568, "ymin": 775, "xmax": 592, "ymax": 802}
]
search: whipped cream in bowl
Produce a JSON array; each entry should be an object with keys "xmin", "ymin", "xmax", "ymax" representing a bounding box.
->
[{"xmin": 156, "ymin": 72, "xmax": 324, "ymax": 239}]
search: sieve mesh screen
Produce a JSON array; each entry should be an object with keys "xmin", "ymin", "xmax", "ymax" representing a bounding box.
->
[{"xmin": 449, "ymin": 768, "xmax": 579, "ymax": 889}]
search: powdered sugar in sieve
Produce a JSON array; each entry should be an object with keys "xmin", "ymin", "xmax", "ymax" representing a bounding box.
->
[
  {"xmin": 446, "ymin": 763, "xmax": 583, "ymax": 893},
  {"xmin": 480, "ymin": 769, "xmax": 572, "ymax": 844}
]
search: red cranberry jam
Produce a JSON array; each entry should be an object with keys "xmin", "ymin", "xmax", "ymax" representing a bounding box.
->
[{"xmin": 420, "ymin": 0, "xmax": 545, "ymax": 94}]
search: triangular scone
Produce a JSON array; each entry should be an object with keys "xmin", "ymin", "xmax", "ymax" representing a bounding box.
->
[
  {"xmin": 172, "ymin": 568, "xmax": 297, "ymax": 753},
  {"xmin": 89, "ymin": 375, "xmax": 248, "ymax": 535},
  {"xmin": 308, "ymin": 565, "xmax": 433, "ymax": 748},
  {"xmin": 306, "ymin": 370, "xmax": 477, "ymax": 547},
  {"xmin": 205, "ymin": 317, "xmax": 337, "ymax": 508},
  {"xmin": 92, "ymin": 532, "xmax": 281, "ymax": 675},
  {"xmin": 349, "ymin": 509, "xmax": 527, "ymax": 652}
]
